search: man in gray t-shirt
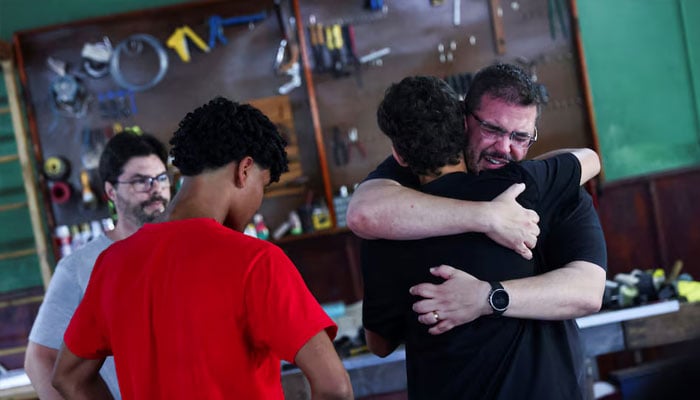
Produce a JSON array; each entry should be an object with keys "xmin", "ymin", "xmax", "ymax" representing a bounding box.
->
[
  {"xmin": 25, "ymin": 132, "xmax": 171, "ymax": 399},
  {"xmin": 29, "ymin": 235, "xmax": 118, "ymax": 395}
]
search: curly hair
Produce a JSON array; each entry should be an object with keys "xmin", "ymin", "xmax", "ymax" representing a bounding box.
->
[
  {"xmin": 99, "ymin": 132, "xmax": 168, "ymax": 185},
  {"xmin": 464, "ymin": 63, "xmax": 545, "ymax": 120},
  {"xmin": 377, "ymin": 76, "xmax": 467, "ymax": 177},
  {"xmin": 170, "ymin": 97, "xmax": 288, "ymax": 182}
]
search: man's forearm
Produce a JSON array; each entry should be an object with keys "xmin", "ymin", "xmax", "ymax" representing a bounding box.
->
[
  {"xmin": 52, "ymin": 345, "xmax": 111, "ymax": 400},
  {"xmin": 347, "ymin": 179, "xmax": 490, "ymax": 240},
  {"xmin": 347, "ymin": 180, "xmax": 539, "ymax": 258},
  {"xmin": 25, "ymin": 342, "xmax": 64, "ymax": 400},
  {"xmin": 411, "ymin": 262, "xmax": 606, "ymax": 334},
  {"xmin": 502, "ymin": 261, "xmax": 605, "ymax": 319},
  {"xmin": 53, "ymin": 377, "xmax": 112, "ymax": 400}
]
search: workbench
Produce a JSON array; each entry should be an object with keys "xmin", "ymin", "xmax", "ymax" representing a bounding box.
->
[
  {"xmin": 282, "ymin": 300, "xmax": 700, "ymax": 399},
  {"xmin": 3, "ymin": 301, "xmax": 698, "ymax": 400}
]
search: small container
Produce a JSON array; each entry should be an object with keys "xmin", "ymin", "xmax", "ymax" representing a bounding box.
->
[
  {"xmin": 56, "ymin": 225, "xmax": 72, "ymax": 258},
  {"xmin": 253, "ymin": 214, "xmax": 270, "ymax": 240},
  {"xmin": 312, "ymin": 200, "xmax": 332, "ymax": 230},
  {"xmin": 333, "ymin": 185, "xmax": 351, "ymax": 228},
  {"xmin": 244, "ymin": 223, "xmax": 257, "ymax": 238}
]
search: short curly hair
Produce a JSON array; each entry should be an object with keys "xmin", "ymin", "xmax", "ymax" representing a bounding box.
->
[
  {"xmin": 464, "ymin": 63, "xmax": 545, "ymax": 120},
  {"xmin": 377, "ymin": 76, "xmax": 467, "ymax": 177},
  {"xmin": 99, "ymin": 132, "xmax": 168, "ymax": 185},
  {"xmin": 170, "ymin": 97, "xmax": 288, "ymax": 182}
]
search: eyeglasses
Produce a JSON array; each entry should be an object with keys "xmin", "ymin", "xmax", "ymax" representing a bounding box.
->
[
  {"xmin": 470, "ymin": 112, "xmax": 538, "ymax": 148},
  {"xmin": 116, "ymin": 173, "xmax": 170, "ymax": 192}
]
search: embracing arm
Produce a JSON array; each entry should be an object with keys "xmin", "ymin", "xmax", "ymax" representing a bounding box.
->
[
  {"xmin": 411, "ymin": 261, "xmax": 605, "ymax": 335},
  {"xmin": 52, "ymin": 344, "xmax": 111, "ymax": 400},
  {"xmin": 534, "ymin": 148, "xmax": 600, "ymax": 185},
  {"xmin": 501, "ymin": 260, "xmax": 605, "ymax": 319},
  {"xmin": 294, "ymin": 330, "xmax": 353, "ymax": 400},
  {"xmin": 346, "ymin": 179, "xmax": 540, "ymax": 259},
  {"xmin": 411, "ymin": 262, "xmax": 605, "ymax": 333}
]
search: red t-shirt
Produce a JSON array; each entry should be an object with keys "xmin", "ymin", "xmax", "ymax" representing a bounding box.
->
[{"xmin": 65, "ymin": 218, "xmax": 336, "ymax": 399}]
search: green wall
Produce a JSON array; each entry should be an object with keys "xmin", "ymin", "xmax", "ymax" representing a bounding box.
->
[
  {"xmin": 578, "ymin": 0, "xmax": 700, "ymax": 181},
  {"xmin": 0, "ymin": 0, "xmax": 191, "ymax": 41}
]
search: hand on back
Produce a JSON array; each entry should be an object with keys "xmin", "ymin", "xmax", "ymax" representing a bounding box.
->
[
  {"xmin": 410, "ymin": 265, "xmax": 491, "ymax": 335},
  {"xmin": 486, "ymin": 183, "xmax": 539, "ymax": 259}
]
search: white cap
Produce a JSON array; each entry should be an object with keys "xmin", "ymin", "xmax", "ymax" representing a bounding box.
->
[{"xmin": 55, "ymin": 225, "xmax": 70, "ymax": 238}]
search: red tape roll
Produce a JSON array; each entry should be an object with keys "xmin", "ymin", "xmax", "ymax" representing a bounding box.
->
[{"xmin": 50, "ymin": 181, "xmax": 72, "ymax": 204}]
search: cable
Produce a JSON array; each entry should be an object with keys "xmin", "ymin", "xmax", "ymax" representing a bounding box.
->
[{"xmin": 110, "ymin": 34, "xmax": 169, "ymax": 92}]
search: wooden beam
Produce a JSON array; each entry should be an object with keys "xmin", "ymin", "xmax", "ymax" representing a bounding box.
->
[
  {"xmin": 569, "ymin": 0, "xmax": 604, "ymax": 181},
  {"xmin": 0, "ymin": 345, "xmax": 26, "ymax": 357},
  {"xmin": 0, "ymin": 248, "xmax": 36, "ymax": 261},
  {"xmin": 292, "ymin": 0, "xmax": 337, "ymax": 225},
  {"xmin": 0, "ymin": 154, "xmax": 19, "ymax": 164},
  {"xmin": 0, "ymin": 294, "xmax": 43, "ymax": 310},
  {"xmin": 0, "ymin": 201, "xmax": 27, "ymax": 212},
  {"xmin": 2, "ymin": 59, "xmax": 53, "ymax": 289},
  {"xmin": 487, "ymin": 0, "xmax": 506, "ymax": 55}
]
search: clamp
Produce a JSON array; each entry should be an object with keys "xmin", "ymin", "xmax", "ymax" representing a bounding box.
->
[
  {"xmin": 208, "ymin": 12, "xmax": 267, "ymax": 49},
  {"xmin": 167, "ymin": 25, "xmax": 210, "ymax": 63},
  {"xmin": 365, "ymin": 0, "xmax": 384, "ymax": 11},
  {"xmin": 278, "ymin": 59, "xmax": 301, "ymax": 95},
  {"xmin": 272, "ymin": 0, "xmax": 300, "ymax": 94},
  {"xmin": 81, "ymin": 37, "xmax": 113, "ymax": 78}
]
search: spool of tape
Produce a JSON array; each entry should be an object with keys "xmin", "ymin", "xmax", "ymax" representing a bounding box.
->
[
  {"xmin": 44, "ymin": 156, "xmax": 70, "ymax": 180},
  {"xmin": 50, "ymin": 181, "xmax": 72, "ymax": 204}
]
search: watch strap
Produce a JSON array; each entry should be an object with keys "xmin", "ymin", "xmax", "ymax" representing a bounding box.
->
[{"xmin": 488, "ymin": 281, "xmax": 508, "ymax": 316}]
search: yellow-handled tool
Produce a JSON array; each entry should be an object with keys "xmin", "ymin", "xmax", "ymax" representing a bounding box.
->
[{"xmin": 167, "ymin": 25, "xmax": 210, "ymax": 62}]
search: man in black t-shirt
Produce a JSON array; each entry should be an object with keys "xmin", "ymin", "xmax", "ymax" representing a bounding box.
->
[
  {"xmin": 352, "ymin": 65, "xmax": 607, "ymax": 399},
  {"xmin": 361, "ymin": 75, "xmax": 604, "ymax": 399}
]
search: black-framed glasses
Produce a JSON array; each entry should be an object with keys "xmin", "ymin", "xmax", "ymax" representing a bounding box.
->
[
  {"xmin": 116, "ymin": 172, "xmax": 170, "ymax": 192},
  {"xmin": 470, "ymin": 112, "xmax": 538, "ymax": 148}
]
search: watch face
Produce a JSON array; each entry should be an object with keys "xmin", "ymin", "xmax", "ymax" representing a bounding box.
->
[{"xmin": 490, "ymin": 289, "xmax": 509, "ymax": 311}]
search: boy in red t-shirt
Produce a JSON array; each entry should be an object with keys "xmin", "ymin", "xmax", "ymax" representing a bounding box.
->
[{"xmin": 52, "ymin": 97, "xmax": 353, "ymax": 400}]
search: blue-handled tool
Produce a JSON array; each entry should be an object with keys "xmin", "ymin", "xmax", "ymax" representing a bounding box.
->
[{"xmin": 208, "ymin": 12, "xmax": 267, "ymax": 49}]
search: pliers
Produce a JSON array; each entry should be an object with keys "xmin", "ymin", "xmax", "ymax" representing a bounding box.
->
[{"xmin": 332, "ymin": 126, "xmax": 349, "ymax": 166}]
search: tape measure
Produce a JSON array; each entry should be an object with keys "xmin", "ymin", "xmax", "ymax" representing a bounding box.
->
[{"xmin": 44, "ymin": 156, "xmax": 70, "ymax": 180}]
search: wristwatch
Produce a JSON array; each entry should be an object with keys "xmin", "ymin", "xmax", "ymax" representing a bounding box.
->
[{"xmin": 488, "ymin": 281, "xmax": 509, "ymax": 316}]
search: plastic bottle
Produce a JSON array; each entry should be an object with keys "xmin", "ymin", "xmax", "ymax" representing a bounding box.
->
[
  {"xmin": 254, "ymin": 213, "xmax": 270, "ymax": 240},
  {"xmin": 244, "ymin": 223, "xmax": 257, "ymax": 238},
  {"xmin": 70, "ymin": 224, "xmax": 85, "ymax": 252},
  {"xmin": 80, "ymin": 222, "xmax": 92, "ymax": 243},
  {"xmin": 312, "ymin": 200, "xmax": 332, "ymax": 230},
  {"xmin": 289, "ymin": 211, "xmax": 302, "ymax": 235},
  {"xmin": 56, "ymin": 225, "xmax": 72, "ymax": 258},
  {"xmin": 90, "ymin": 220, "xmax": 104, "ymax": 240},
  {"xmin": 333, "ymin": 185, "xmax": 351, "ymax": 228},
  {"xmin": 102, "ymin": 217, "xmax": 115, "ymax": 232}
]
